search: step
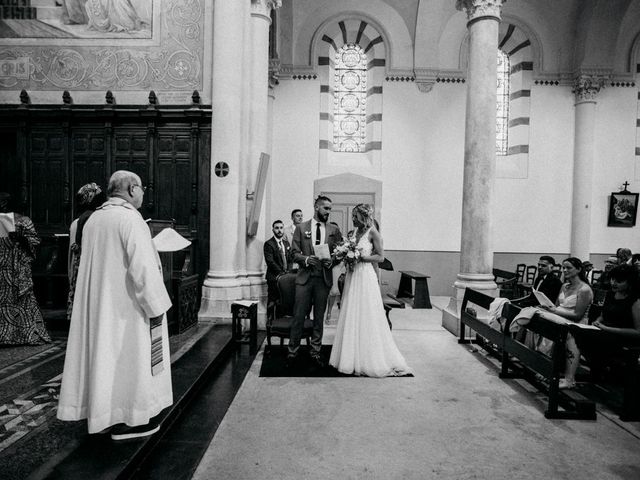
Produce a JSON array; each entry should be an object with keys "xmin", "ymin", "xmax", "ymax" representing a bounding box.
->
[{"xmin": 31, "ymin": 325, "xmax": 236, "ymax": 480}]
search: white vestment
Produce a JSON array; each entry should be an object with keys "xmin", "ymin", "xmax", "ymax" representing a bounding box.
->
[{"xmin": 57, "ymin": 198, "xmax": 173, "ymax": 433}]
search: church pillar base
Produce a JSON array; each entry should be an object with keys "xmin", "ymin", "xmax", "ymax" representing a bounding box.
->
[
  {"xmin": 247, "ymin": 273, "xmax": 267, "ymax": 329},
  {"xmin": 441, "ymin": 273, "xmax": 497, "ymax": 337},
  {"xmin": 199, "ymin": 275, "xmax": 246, "ymax": 324}
]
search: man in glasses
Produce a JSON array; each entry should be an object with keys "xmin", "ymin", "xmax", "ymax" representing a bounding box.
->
[{"xmin": 58, "ymin": 170, "xmax": 173, "ymax": 441}]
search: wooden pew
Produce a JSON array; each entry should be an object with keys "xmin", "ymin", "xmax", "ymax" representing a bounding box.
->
[
  {"xmin": 493, "ymin": 268, "xmax": 518, "ymax": 299},
  {"xmin": 568, "ymin": 324, "xmax": 640, "ymax": 421},
  {"xmin": 459, "ymin": 288, "xmax": 596, "ymax": 420},
  {"xmin": 501, "ymin": 308, "xmax": 595, "ymax": 420}
]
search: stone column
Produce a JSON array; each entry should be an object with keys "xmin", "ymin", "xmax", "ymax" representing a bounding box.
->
[
  {"xmin": 442, "ymin": 0, "xmax": 504, "ymax": 336},
  {"xmin": 245, "ymin": 0, "xmax": 281, "ymax": 319},
  {"xmin": 200, "ymin": 0, "xmax": 248, "ymax": 322},
  {"xmin": 570, "ymin": 74, "xmax": 605, "ymax": 261}
]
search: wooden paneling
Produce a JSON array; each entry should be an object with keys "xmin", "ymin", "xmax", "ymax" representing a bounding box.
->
[{"xmin": 0, "ymin": 104, "xmax": 211, "ymax": 285}]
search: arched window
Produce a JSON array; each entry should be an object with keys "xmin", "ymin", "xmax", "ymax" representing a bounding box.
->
[
  {"xmin": 496, "ymin": 49, "xmax": 510, "ymax": 156},
  {"xmin": 333, "ymin": 43, "xmax": 367, "ymax": 153}
]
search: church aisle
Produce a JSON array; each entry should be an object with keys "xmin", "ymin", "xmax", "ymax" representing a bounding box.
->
[{"xmin": 192, "ymin": 299, "xmax": 640, "ymax": 480}]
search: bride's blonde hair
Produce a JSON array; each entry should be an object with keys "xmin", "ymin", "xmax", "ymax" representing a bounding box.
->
[{"xmin": 353, "ymin": 203, "xmax": 374, "ymax": 228}]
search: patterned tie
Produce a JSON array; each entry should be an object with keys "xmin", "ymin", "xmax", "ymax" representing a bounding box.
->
[{"xmin": 315, "ymin": 222, "xmax": 321, "ymax": 245}]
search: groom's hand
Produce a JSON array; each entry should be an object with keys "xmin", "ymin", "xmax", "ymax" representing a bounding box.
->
[
  {"xmin": 306, "ymin": 255, "xmax": 322, "ymax": 267},
  {"xmin": 321, "ymin": 258, "xmax": 332, "ymax": 268}
]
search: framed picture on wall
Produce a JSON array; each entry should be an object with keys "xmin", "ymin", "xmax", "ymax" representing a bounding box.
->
[{"xmin": 607, "ymin": 191, "xmax": 639, "ymax": 227}]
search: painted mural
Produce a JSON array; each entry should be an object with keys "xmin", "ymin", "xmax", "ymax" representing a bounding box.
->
[
  {"xmin": 0, "ymin": 0, "xmax": 203, "ymax": 92},
  {"xmin": 0, "ymin": 1, "xmax": 152, "ymax": 39}
]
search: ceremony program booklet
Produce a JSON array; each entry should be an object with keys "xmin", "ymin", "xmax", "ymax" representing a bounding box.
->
[
  {"xmin": 0, "ymin": 213, "xmax": 15, "ymax": 237},
  {"xmin": 533, "ymin": 290, "xmax": 555, "ymax": 308},
  {"xmin": 313, "ymin": 243, "xmax": 331, "ymax": 260}
]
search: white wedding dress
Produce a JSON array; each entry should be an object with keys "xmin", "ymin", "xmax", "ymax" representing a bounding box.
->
[{"xmin": 329, "ymin": 228, "xmax": 412, "ymax": 377}]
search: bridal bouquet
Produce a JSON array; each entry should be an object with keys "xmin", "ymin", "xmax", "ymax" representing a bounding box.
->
[{"xmin": 332, "ymin": 238, "xmax": 361, "ymax": 271}]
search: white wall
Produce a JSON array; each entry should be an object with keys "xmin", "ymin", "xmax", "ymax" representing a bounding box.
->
[
  {"xmin": 493, "ymin": 85, "xmax": 575, "ymax": 253},
  {"xmin": 271, "ymin": 78, "xmax": 640, "ymax": 260},
  {"xmin": 592, "ymin": 86, "xmax": 640, "ymax": 254}
]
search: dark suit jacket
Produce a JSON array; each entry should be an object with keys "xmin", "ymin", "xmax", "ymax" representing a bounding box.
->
[
  {"xmin": 291, "ymin": 219, "xmax": 342, "ymax": 286},
  {"xmin": 534, "ymin": 273, "xmax": 563, "ymax": 304},
  {"xmin": 264, "ymin": 236, "xmax": 290, "ymax": 282}
]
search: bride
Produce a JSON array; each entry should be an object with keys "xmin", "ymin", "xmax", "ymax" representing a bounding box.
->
[{"xmin": 329, "ymin": 204, "xmax": 411, "ymax": 377}]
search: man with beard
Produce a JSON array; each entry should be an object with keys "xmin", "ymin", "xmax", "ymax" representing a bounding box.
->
[
  {"xmin": 264, "ymin": 219, "xmax": 291, "ymax": 303},
  {"xmin": 288, "ymin": 196, "xmax": 341, "ymax": 368}
]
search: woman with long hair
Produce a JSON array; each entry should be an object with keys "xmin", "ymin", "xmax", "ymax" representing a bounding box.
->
[
  {"xmin": 540, "ymin": 257, "xmax": 593, "ymax": 388},
  {"xmin": 329, "ymin": 204, "xmax": 411, "ymax": 377}
]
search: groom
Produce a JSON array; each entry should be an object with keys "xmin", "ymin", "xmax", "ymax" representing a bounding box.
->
[{"xmin": 288, "ymin": 195, "xmax": 342, "ymax": 367}]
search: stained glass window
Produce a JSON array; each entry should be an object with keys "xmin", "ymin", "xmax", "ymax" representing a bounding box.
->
[
  {"xmin": 496, "ymin": 49, "xmax": 510, "ymax": 155},
  {"xmin": 333, "ymin": 44, "xmax": 367, "ymax": 152}
]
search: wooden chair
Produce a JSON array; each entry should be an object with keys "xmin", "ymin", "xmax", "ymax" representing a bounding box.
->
[
  {"xmin": 515, "ymin": 263, "xmax": 526, "ymax": 283},
  {"xmin": 266, "ymin": 273, "xmax": 312, "ymax": 348},
  {"xmin": 525, "ymin": 265, "xmax": 537, "ymax": 284}
]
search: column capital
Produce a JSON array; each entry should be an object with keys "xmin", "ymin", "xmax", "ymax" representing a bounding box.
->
[
  {"xmin": 456, "ymin": 0, "xmax": 505, "ymax": 22},
  {"xmin": 572, "ymin": 74, "xmax": 606, "ymax": 103},
  {"xmin": 251, "ymin": 0, "xmax": 281, "ymax": 21}
]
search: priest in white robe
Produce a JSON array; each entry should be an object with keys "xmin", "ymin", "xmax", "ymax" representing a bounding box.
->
[{"xmin": 57, "ymin": 170, "xmax": 173, "ymax": 441}]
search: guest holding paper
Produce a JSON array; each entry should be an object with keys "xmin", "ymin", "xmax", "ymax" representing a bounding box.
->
[
  {"xmin": 287, "ymin": 195, "xmax": 341, "ymax": 368},
  {"xmin": 539, "ymin": 257, "xmax": 593, "ymax": 389},
  {"xmin": 0, "ymin": 192, "xmax": 51, "ymax": 345},
  {"xmin": 58, "ymin": 171, "xmax": 173, "ymax": 440}
]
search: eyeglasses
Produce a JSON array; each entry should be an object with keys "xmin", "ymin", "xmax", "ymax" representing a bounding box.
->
[{"xmin": 133, "ymin": 184, "xmax": 147, "ymax": 193}]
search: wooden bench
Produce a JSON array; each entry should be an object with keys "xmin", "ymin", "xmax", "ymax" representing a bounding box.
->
[
  {"xmin": 568, "ymin": 324, "xmax": 640, "ymax": 421},
  {"xmin": 493, "ymin": 268, "xmax": 518, "ymax": 299},
  {"xmin": 393, "ymin": 270, "xmax": 432, "ymax": 309},
  {"xmin": 383, "ymin": 294, "xmax": 405, "ymax": 330},
  {"xmin": 459, "ymin": 288, "xmax": 596, "ymax": 420}
]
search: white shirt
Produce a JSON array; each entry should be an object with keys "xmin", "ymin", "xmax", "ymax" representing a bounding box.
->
[{"xmin": 310, "ymin": 220, "xmax": 326, "ymax": 245}]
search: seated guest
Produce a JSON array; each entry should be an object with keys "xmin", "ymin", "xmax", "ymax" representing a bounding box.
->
[
  {"xmin": 264, "ymin": 220, "xmax": 290, "ymax": 304},
  {"xmin": 582, "ymin": 261, "xmax": 594, "ymax": 284},
  {"xmin": 516, "ymin": 255, "xmax": 563, "ymax": 307},
  {"xmin": 594, "ymin": 256, "xmax": 619, "ymax": 290},
  {"xmin": 539, "ymin": 257, "xmax": 593, "ymax": 389},
  {"xmin": 0, "ymin": 192, "xmax": 51, "ymax": 345},
  {"xmin": 574, "ymin": 264, "xmax": 640, "ymax": 382},
  {"xmin": 616, "ymin": 247, "xmax": 632, "ymax": 265},
  {"xmin": 67, "ymin": 183, "xmax": 107, "ymax": 320}
]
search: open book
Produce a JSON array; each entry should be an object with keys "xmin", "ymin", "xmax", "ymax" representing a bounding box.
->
[{"xmin": 532, "ymin": 290, "xmax": 555, "ymax": 308}]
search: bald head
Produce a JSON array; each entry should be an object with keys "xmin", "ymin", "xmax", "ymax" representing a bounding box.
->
[{"xmin": 107, "ymin": 170, "xmax": 144, "ymax": 209}]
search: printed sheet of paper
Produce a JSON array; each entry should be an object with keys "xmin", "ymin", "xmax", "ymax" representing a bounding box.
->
[
  {"xmin": 533, "ymin": 290, "xmax": 555, "ymax": 308},
  {"xmin": 152, "ymin": 227, "xmax": 191, "ymax": 252},
  {"xmin": 0, "ymin": 213, "xmax": 15, "ymax": 237},
  {"xmin": 313, "ymin": 243, "xmax": 331, "ymax": 260}
]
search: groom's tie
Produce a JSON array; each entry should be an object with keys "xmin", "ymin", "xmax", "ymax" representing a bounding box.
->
[{"xmin": 315, "ymin": 222, "xmax": 321, "ymax": 245}]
